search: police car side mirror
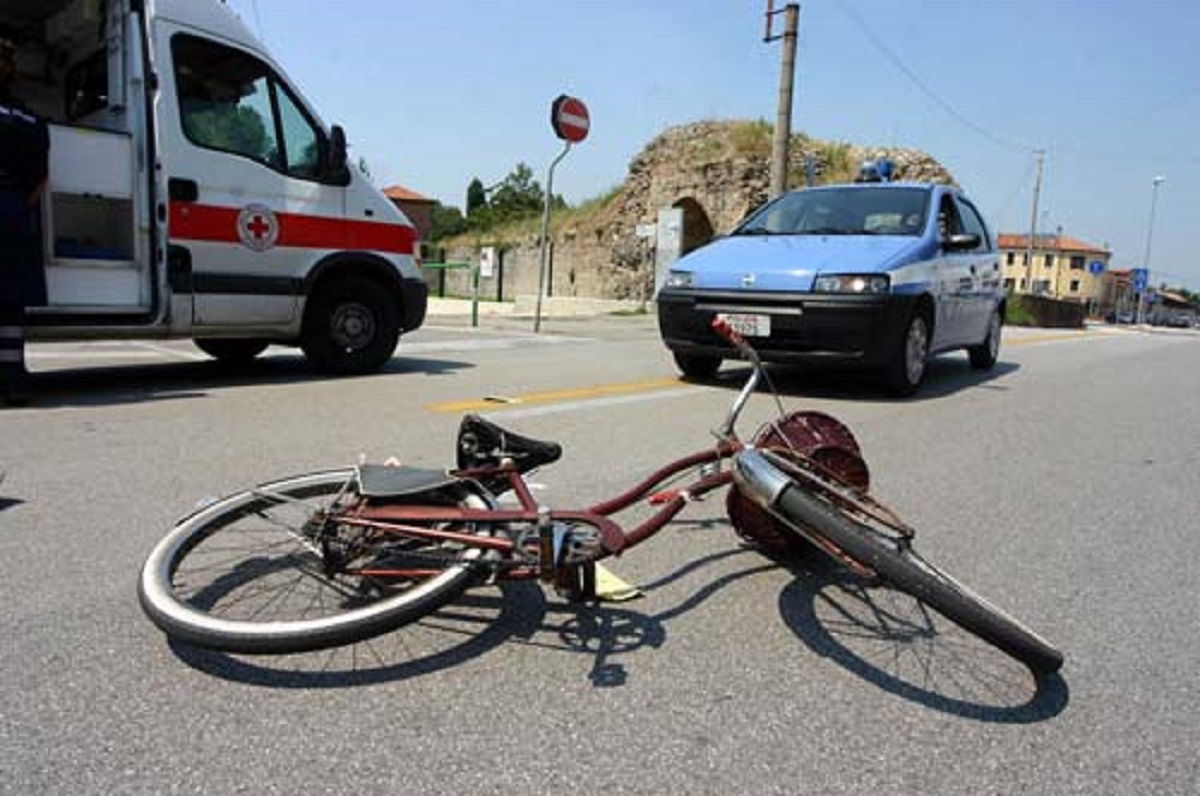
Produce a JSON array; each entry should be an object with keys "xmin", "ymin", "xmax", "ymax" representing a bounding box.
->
[
  {"xmin": 325, "ymin": 125, "xmax": 352, "ymax": 186},
  {"xmin": 944, "ymin": 233, "xmax": 981, "ymax": 252}
]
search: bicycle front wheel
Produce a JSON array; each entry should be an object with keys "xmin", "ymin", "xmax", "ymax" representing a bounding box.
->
[
  {"xmin": 773, "ymin": 483, "xmax": 1063, "ymax": 674},
  {"xmin": 734, "ymin": 450, "xmax": 1063, "ymax": 674},
  {"xmin": 138, "ymin": 469, "xmax": 490, "ymax": 655}
]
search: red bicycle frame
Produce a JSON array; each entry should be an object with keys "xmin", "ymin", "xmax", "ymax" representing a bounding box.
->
[
  {"xmin": 327, "ymin": 319, "xmax": 862, "ymax": 585},
  {"xmin": 331, "ymin": 438, "xmax": 745, "ymax": 582}
]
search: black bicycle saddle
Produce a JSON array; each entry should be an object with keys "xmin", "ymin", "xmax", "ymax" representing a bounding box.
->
[{"xmin": 456, "ymin": 414, "xmax": 563, "ymax": 474}]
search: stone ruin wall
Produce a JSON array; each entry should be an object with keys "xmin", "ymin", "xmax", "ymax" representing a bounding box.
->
[{"xmin": 441, "ymin": 121, "xmax": 955, "ymax": 303}]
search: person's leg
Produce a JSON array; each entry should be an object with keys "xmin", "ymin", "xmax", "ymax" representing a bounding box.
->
[
  {"xmin": 0, "ymin": 305, "xmax": 28, "ymax": 406},
  {"xmin": 0, "ymin": 224, "xmax": 29, "ymax": 405}
]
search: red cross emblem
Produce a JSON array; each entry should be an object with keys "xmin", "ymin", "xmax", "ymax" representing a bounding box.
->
[{"xmin": 237, "ymin": 204, "xmax": 279, "ymax": 251}]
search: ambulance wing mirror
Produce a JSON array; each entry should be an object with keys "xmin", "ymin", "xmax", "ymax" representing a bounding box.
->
[{"xmin": 325, "ymin": 125, "xmax": 352, "ymax": 186}]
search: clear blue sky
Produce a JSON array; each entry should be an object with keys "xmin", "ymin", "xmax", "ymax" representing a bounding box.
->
[{"xmin": 227, "ymin": 0, "xmax": 1200, "ymax": 290}]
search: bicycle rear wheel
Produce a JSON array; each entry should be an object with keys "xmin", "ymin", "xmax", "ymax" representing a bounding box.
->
[{"xmin": 138, "ymin": 469, "xmax": 491, "ymax": 654}]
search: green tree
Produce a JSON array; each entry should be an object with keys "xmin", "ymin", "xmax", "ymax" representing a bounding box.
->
[
  {"xmin": 429, "ymin": 203, "xmax": 467, "ymax": 241},
  {"xmin": 465, "ymin": 164, "xmax": 562, "ymax": 232},
  {"xmin": 466, "ymin": 178, "xmax": 487, "ymax": 218},
  {"xmin": 487, "ymin": 162, "xmax": 544, "ymax": 223}
]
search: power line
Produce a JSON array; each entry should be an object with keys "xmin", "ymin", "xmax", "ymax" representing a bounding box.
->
[
  {"xmin": 832, "ymin": 0, "xmax": 1034, "ymax": 154},
  {"xmin": 993, "ymin": 155, "xmax": 1038, "ymax": 227}
]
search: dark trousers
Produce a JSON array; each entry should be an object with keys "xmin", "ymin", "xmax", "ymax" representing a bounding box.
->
[{"xmin": 1, "ymin": 189, "xmax": 31, "ymax": 383}]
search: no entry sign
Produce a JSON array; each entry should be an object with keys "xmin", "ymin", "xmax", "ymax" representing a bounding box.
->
[{"xmin": 551, "ymin": 95, "xmax": 590, "ymax": 143}]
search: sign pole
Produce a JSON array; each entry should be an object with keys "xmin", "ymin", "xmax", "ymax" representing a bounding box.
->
[
  {"xmin": 534, "ymin": 141, "xmax": 572, "ymax": 333},
  {"xmin": 534, "ymin": 93, "xmax": 589, "ymax": 333}
]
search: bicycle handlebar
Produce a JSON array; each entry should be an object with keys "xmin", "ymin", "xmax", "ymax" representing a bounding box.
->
[
  {"xmin": 711, "ymin": 317, "xmax": 753, "ymax": 359},
  {"xmin": 711, "ymin": 318, "xmax": 766, "ymax": 442}
]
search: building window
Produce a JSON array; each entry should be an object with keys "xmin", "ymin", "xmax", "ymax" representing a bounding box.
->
[
  {"xmin": 1004, "ymin": 278, "xmax": 1014, "ymax": 290},
  {"xmin": 1069, "ymin": 279, "xmax": 1081, "ymax": 293},
  {"xmin": 1006, "ymin": 252, "xmax": 1014, "ymax": 266},
  {"xmin": 1022, "ymin": 253, "xmax": 1029, "ymax": 266},
  {"xmin": 1044, "ymin": 254, "xmax": 1054, "ymax": 268},
  {"xmin": 1070, "ymin": 255, "xmax": 1085, "ymax": 270}
]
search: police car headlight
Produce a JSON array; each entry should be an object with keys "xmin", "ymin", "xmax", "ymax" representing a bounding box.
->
[
  {"xmin": 813, "ymin": 274, "xmax": 890, "ymax": 294},
  {"xmin": 664, "ymin": 270, "xmax": 694, "ymax": 289}
]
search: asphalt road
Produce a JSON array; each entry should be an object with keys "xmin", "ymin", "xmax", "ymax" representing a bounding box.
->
[{"xmin": 2, "ymin": 316, "xmax": 1198, "ymax": 794}]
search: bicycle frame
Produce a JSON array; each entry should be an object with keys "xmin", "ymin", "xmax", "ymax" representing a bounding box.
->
[
  {"xmin": 329, "ymin": 333, "xmax": 769, "ymax": 584},
  {"xmin": 332, "ymin": 439, "xmax": 744, "ymax": 582}
]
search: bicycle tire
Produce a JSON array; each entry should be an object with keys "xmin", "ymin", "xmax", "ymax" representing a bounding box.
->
[
  {"xmin": 138, "ymin": 469, "xmax": 489, "ymax": 655},
  {"xmin": 771, "ymin": 480, "xmax": 1064, "ymax": 674}
]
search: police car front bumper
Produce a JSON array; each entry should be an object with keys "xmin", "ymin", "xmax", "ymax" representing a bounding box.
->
[{"xmin": 656, "ymin": 288, "xmax": 920, "ymax": 367}]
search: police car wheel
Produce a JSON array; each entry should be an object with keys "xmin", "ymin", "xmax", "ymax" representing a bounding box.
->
[
  {"xmin": 673, "ymin": 352, "xmax": 721, "ymax": 380},
  {"xmin": 968, "ymin": 309, "xmax": 1002, "ymax": 370},
  {"xmin": 883, "ymin": 314, "xmax": 929, "ymax": 396},
  {"xmin": 302, "ymin": 275, "xmax": 400, "ymax": 375}
]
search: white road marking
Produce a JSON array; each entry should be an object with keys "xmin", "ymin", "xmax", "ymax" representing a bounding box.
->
[
  {"xmin": 402, "ymin": 335, "xmax": 589, "ymax": 354},
  {"xmin": 26, "ymin": 331, "xmax": 591, "ymax": 363}
]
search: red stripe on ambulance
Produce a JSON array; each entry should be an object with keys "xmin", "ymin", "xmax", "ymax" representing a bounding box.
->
[{"xmin": 169, "ymin": 202, "xmax": 416, "ymax": 255}]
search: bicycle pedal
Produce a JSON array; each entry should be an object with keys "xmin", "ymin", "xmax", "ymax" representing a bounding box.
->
[{"xmin": 553, "ymin": 561, "xmax": 597, "ymax": 602}]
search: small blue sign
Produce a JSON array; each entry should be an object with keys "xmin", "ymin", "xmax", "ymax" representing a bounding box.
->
[
  {"xmin": 1088, "ymin": 260, "xmax": 1105, "ymax": 275},
  {"xmin": 1132, "ymin": 268, "xmax": 1149, "ymax": 291}
]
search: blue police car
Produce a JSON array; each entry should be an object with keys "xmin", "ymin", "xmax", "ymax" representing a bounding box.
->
[{"xmin": 656, "ymin": 164, "xmax": 1004, "ymax": 395}]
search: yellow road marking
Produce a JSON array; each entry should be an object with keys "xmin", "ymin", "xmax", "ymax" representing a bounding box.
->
[
  {"xmin": 1006, "ymin": 330, "xmax": 1112, "ymax": 346},
  {"xmin": 428, "ymin": 330, "xmax": 1111, "ymax": 413},
  {"xmin": 426, "ymin": 377, "xmax": 685, "ymax": 414}
]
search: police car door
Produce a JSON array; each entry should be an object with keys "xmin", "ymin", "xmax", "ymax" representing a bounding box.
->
[
  {"xmin": 953, "ymin": 196, "xmax": 999, "ymax": 344},
  {"xmin": 157, "ymin": 27, "xmax": 342, "ymax": 329},
  {"xmin": 932, "ymin": 193, "xmax": 971, "ymax": 348}
]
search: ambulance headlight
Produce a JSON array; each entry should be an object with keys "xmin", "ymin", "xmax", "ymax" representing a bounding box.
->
[
  {"xmin": 664, "ymin": 270, "xmax": 694, "ymax": 289},
  {"xmin": 813, "ymin": 274, "xmax": 890, "ymax": 294}
]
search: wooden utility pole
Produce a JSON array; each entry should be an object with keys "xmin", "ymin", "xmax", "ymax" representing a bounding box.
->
[
  {"xmin": 765, "ymin": 2, "xmax": 800, "ymax": 199},
  {"xmin": 1024, "ymin": 150, "xmax": 1044, "ymax": 295}
]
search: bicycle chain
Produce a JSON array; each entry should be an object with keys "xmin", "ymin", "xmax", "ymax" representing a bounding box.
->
[
  {"xmin": 333, "ymin": 520, "xmax": 535, "ymax": 576},
  {"xmin": 337, "ymin": 518, "xmax": 603, "ymax": 579}
]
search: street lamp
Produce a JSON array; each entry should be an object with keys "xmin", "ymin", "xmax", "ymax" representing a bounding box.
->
[{"xmin": 1138, "ymin": 175, "xmax": 1166, "ymax": 324}]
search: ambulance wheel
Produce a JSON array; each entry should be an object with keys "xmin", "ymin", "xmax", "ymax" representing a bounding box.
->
[
  {"xmin": 194, "ymin": 338, "xmax": 269, "ymax": 364},
  {"xmin": 882, "ymin": 312, "xmax": 929, "ymax": 396},
  {"xmin": 302, "ymin": 275, "xmax": 400, "ymax": 375},
  {"xmin": 673, "ymin": 352, "xmax": 721, "ymax": 380}
]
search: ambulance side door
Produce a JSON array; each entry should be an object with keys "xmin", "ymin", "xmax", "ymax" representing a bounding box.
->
[{"xmin": 155, "ymin": 26, "xmax": 343, "ymax": 329}]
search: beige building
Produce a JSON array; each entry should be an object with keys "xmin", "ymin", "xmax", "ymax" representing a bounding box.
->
[{"xmin": 997, "ymin": 233, "xmax": 1111, "ymax": 310}]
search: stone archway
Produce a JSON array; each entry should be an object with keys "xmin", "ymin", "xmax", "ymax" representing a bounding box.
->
[{"xmin": 674, "ymin": 197, "xmax": 715, "ymax": 255}]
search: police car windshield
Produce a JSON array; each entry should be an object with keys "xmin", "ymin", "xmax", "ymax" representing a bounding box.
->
[{"xmin": 733, "ymin": 186, "xmax": 931, "ymax": 237}]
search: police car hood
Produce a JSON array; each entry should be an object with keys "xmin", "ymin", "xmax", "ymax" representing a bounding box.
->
[{"xmin": 679, "ymin": 234, "xmax": 926, "ymax": 291}]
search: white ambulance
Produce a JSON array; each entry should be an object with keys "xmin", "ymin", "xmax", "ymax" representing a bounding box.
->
[{"xmin": 2, "ymin": 0, "xmax": 427, "ymax": 373}]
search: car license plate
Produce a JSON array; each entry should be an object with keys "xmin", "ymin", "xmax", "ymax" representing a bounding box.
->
[{"xmin": 717, "ymin": 312, "xmax": 771, "ymax": 337}]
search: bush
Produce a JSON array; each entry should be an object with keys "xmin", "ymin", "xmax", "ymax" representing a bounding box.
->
[
  {"xmin": 1006, "ymin": 294, "xmax": 1037, "ymax": 326},
  {"xmin": 1006, "ymin": 294, "xmax": 1085, "ymax": 328}
]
